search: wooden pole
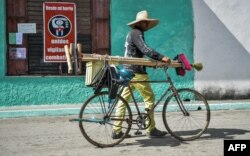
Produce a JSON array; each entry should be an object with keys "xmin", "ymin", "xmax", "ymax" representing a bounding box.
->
[
  {"xmin": 64, "ymin": 44, "xmax": 184, "ymax": 74},
  {"xmin": 64, "ymin": 45, "xmax": 73, "ymax": 74},
  {"xmin": 79, "ymin": 54, "xmax": 182, "ymax": 68},
  {"xmin": 77, "ymin": 43, "xmax": 83, "ymax": 74},
  {"xmin": 72, "ymin": 43, "xmax": 78, "ymax": 75}
]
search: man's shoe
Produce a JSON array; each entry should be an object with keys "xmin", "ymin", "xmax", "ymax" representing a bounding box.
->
[
  {"xmin": 111, "ymin": 131, "xmax": 131, "ymax": 139},
  {"xmin": 147, "ymin": 128, "xmax": 168, "ymax": 138}
]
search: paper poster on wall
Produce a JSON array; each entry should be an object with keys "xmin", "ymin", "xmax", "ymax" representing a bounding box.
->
[
  {"xmin": 43, "ymin": 2, "xmax": 76, "ymax": 62},
  {"xmin": 9, "ymin": 48, "xmax": 26, "ymax": 60},
  {"xmin": 9, "ymin": 33, "xmax": 23, "ymax": 45},
  {"xmin": 18, "ymin": 23, "xmax": 37, "ymax": 34},
  {"xmin": 9, "ymin": 33, "xmax": 16, "ymax": 44},
  {"xmin": 16, "ymin": 33, "xmax": 23, "ymax": 45}
]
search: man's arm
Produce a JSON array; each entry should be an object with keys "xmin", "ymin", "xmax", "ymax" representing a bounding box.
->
[{"xmin": 132, "ymin": 29, "xmax": 171, "ymax": 64}]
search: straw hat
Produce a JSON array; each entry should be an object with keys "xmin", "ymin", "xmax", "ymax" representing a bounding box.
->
[{"xmin": 127, "ymin": 10, "xmax": 159, "ymax": 31}]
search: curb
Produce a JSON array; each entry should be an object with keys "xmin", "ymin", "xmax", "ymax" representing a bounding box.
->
[{"xmin": 0, "ymin": 101, "xmax": 250, "ymax": 119}]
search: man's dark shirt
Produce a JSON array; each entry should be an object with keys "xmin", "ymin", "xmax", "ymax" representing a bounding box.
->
[{"xmin": 123, "ymin": 28, "xmax": 164, "ymax": 74}]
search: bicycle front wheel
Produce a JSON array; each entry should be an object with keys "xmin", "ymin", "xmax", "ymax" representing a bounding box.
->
[
  {"xmin": 79, "ymin": 91, "xmax": 132, "ymax": 147},
  {"xmin": 163, "ymin": 88, "xmax": 210, "ymax": 141}
]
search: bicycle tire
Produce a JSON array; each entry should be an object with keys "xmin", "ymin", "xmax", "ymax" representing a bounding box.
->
[
  {"xmin": 79, "ymin": 91, "xmax": 132, "ymax": 147},
  {"xmin": 162, "ymin": 88, "xmax": 210, "ymax": 141}
]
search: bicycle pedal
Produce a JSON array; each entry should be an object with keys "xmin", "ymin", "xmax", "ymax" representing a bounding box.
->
[{"xmin": 134, "ymin": 130, "xmax": 143, "ymax": 135}]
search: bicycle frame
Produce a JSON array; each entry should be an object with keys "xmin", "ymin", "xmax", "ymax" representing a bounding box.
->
[
  {"xmin": 75, "ymin": 64, "xmax": 210, "ymax": 147},
  {"xmin": 130, "ymin": 68, "xmax": 171, "ymax": 114},
  {"xmin": 105, "ymin": 67, "xmax": 189, "ymax": 122}
]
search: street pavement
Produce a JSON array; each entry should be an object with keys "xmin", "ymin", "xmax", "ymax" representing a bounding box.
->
[{"xmin": 0, "ymin": 109, "xmax": 250, "ymax": 156}]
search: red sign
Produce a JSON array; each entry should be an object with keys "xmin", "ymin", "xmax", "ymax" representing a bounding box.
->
[{"xmin": 43, "ymin": 2, "xmax": 76, "ymax": 62}]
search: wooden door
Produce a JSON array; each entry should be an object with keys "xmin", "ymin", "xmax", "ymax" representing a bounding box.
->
[
  {"xmin": 7, "ymin": 0, "xmax": 28, "ymax": 75},
  {"xmin": 91, "ymin": 0, "xmax": 110, "ymax": 55}
]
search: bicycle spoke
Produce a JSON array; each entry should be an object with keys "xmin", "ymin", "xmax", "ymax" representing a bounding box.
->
[
  {"xmin": 163, "ymin": 89, "xmax": 210, "ymax": 141},
  {"xmin": 79, "ymin": 92, "xmax": 132, "ymax": 147},
  {"xmin": 99, "ymin": 95, "xmax": 107, "ymax": 115}
]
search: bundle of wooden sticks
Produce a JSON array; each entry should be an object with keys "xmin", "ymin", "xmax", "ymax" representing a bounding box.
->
[{"xmin": 64, "ymin": 43, "xmax": 202, "ymax": 74}]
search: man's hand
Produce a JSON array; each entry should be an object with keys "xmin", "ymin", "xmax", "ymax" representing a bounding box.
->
[{"xmin": 162, "ymin": 57, "xmax": 171, "ymax": 65}]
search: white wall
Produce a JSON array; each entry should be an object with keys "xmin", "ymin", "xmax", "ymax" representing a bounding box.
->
[{"xmin": 193, "ymin": 0, "xmax": 250, "ymax": 99}]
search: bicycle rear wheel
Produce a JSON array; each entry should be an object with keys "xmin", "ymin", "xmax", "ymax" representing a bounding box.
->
[
  {"xmin": 163, "ymin": 88, "xmax": 210, "ymax": 141},
  {"xmin": 79, "ymin": 91, "xmax": 132, "ymax": 147}
]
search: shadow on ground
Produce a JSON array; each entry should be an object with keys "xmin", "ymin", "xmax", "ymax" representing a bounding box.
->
[
  {"xmin": 202, "ymin": 128, "xmax": 250, "ymax": 140},
  {"xmin": 117, "ymin": 128, "xmax": 250, "ymax": 147}
]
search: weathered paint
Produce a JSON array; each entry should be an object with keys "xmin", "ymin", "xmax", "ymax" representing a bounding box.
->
[
  {"xmin": 0, "ymin": 77, "xmax": 93, "ymax": 106},
  {"xmin": 0, "ymin": 1, "xmax": 91, "ymax": 107},
  {"xmin": 0, "ymin": 0, "xmax": 194, "ymax": 107},
  {"xmin": 193, "ymin": 0, "xmax": 250, "ymax": 99},
  {"xmin": 110, "ymin": 0, "xmax": 195, "ymax": 97}
]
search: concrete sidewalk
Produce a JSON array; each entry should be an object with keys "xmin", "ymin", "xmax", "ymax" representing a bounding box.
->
[{"xmin": 0, "ymin": 109, "xmax": 250, "ymax": 156}]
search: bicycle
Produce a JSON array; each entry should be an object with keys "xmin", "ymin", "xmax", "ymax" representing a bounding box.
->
[{"xmin": 71, "ymin": 63, "xmax": 210, "ymax": 148}]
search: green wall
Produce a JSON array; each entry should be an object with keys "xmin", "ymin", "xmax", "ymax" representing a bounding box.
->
[
  {"xmin": 110, "ymin": 0, "xmax": 194, "ymax": 99},
  {"xmin": 0, "ymin": 0, "xmax": 6, "ymax": 77},
  {"xmin": 111, "ymin": 0, "xmax": 194, "ymax": 96},
  {"xmin": 0, "ymin": 1, "xmax": 90, "ymax": 106},
  {"xmin": 0, "ymin": 77, "xmax": 92, "ymax": 106},
  {"xmin": 0, "ymin": 0, "xmax": 194, "ymax": 106}
]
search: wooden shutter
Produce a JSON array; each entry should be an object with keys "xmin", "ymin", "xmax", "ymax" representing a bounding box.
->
[
  {"xmin": 91, "ymin": 0, "xmax": 110, "ymax": 55},
  {"xmin": 26, "ymin": 0, "xmax": 92, "ymax": 75},
  {"xmin": 7, "ymin": 0, "xmax": 28, "ymax": 75},
  {"xmin": 6, "ymin": 0, "xmax": 110, "ymax": 75}
]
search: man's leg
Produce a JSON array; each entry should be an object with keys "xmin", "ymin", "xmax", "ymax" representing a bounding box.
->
[
  {"xmin": 112, "ymin": 86, "xmax": 134, "ymax": 134},
  {"xmin": 134, "ymin": 74, "xmax": 167, "ymax": 137},
  {"xmin": 132, "ymin": 74, "xmax": 156, "ymax": 133}
]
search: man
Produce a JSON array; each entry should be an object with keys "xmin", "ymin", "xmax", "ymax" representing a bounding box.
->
[{"xmin": 112, "ymin": 10, "xmax": 171, "ymax": 139}]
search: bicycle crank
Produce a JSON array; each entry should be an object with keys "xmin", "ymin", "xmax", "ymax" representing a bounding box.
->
[{"xmin": 135, "ymin": 113, "xmax": 151, "ymax": 130}]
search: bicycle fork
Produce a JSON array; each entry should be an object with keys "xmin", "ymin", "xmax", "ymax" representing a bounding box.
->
[
  {"xmin": 170, "ymin": 86, "xmax": 190, "ymax": 116},
  {"xmin": 166, "ymin": 73, "xmax": 190, "ymax": 116}
]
